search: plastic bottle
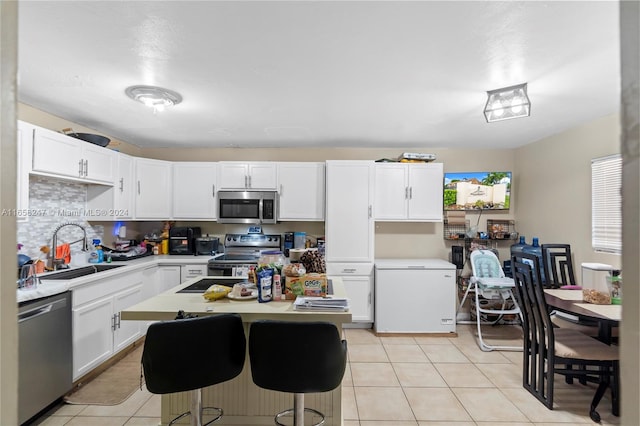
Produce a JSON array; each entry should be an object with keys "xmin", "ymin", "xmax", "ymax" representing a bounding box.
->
[
  {"xmin": 523, "ymin": 237, "xmax": 546, "ymax": 284},
  {"xmin": 96, "ymin": 245, "xmax": 104, "ymax": 263},
  {"xmin": 510, "ymin": 236, "xmax": 527, "ymax": 257},
  {"xmin": 607, "ymin": 270, "xmax": 622, "ymax": 305},
  {"xmin": 88, "ymin": 239, "xmax": 99, "ymax": 263}
]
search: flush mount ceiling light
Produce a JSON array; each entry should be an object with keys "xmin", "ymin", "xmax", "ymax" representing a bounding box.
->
[
  {"xmin": 125, "ymin": 85, "xmax": 182, "ymax": 113},
  {"xmin": 484, "ymin": 83, "xmax": 530, "ymax": 123}
]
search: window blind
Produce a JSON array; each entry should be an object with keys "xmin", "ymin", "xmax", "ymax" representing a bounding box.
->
[{"xmin": 591, "ymin": 154, "xmax": 622, "ymax": 254}]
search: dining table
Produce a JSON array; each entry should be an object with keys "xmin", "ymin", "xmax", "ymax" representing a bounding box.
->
[{"xmin": 544, "ymin": 289, "xmax": 621, "ymax": 345}]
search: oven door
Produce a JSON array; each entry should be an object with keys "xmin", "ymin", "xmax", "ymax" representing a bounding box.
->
[{"xmin": 207, "ymin": 263, "xmax": 252, "ymax": 278}]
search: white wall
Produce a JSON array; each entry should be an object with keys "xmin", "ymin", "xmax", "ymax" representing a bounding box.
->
[{"xmin": 515, "ymin": 113, "xmax": 621, "ymax": 277}]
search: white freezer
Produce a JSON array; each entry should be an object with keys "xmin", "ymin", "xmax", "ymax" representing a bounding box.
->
[{"xmin": 375, "ymin": 258, "xmax": 457, "ymax": 334}]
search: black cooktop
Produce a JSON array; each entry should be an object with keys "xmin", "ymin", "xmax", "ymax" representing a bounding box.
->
[
  {"xmin": 177, "ymin": 277, "xmax": 247, "ymax": 293},
  {"xmin": 208, "ymin": 254, "xmax": 259, "ymax": 263}
]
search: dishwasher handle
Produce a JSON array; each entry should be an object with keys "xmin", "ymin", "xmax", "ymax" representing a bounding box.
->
[{"xmin": 18, "ymin": 297, "xmax": 67, "ymax": 324}]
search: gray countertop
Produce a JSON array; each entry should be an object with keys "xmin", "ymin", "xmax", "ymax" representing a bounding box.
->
[{"xmin": 17, "ymin": 254, "xmax": 215, "ymax": 304}]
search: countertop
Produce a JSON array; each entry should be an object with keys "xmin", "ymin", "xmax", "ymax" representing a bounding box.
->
[
  {"xmin": 17, "ymin": 254, "xmax": 216, "ymax": 304},
  {"xmin": 121, "ymin": 276, "xmax": 352, "ymax": 323}
]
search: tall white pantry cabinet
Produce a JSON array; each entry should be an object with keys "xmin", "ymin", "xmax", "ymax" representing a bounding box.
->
[{"xmin": 325, "ymin": 161, "xmax": 375, "ymax": 324}]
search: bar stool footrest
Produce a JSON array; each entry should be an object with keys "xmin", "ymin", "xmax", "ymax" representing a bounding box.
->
[
  {"xmin": 275, "ymin": 407, "xmax": 325, "ymax": 426},
  {"xmin": 168, "ymin": 407, "xmax": 223, "ymax": 426}
]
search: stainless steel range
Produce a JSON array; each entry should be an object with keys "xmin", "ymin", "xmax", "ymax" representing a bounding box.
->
[{"xmin": 208, "ymin": 233, "xmax": 281, "ymax": 277}]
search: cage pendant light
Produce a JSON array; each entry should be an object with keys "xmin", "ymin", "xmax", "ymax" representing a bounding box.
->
[{"xmin": 484, "ymin": 83, "xmax": 530, "ymax": 122}]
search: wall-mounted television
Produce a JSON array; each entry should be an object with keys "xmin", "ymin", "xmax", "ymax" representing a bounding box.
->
[{"xmin": 444, "ymin": 171, "xmax": 512, "ymax": 210}]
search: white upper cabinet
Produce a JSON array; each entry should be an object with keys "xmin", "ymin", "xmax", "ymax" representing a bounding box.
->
[
  {"xmin": 172, "ymin": 162, "xmax": 218, "ymax": 219},
  {"xmin": 325, "ymin": 160, "xmax": 375, "ymax": 263},
  {"xmin": 277, "ymin": 162, "xmax": 325, "ymax": 221},
  {"xmin": 31, "ymin": 126, "xmax": 115, "ymax": 184},
  {"xmin": 85, "ymin": 152, "xmax": 135, "ymax": 220},
  {"xmin": 134, "ymin": 158, "xmax": 172, "ymax": 219},
  {"xmin": 113, "ymin": 153, "xmax": 135, "ymax": 219},
  {"xmin": 16, "ymin": 121, "xmax": 33, "ymax": 221},
  {"xmin": 218, "ymin": 162, "xmax": 277, "ymax": 190},
  {"xmin": 374, "ymin": 162, "xmax": 443, "ymax": 221}
]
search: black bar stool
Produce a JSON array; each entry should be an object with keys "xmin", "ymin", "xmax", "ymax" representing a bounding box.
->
[
  {"xmin": 249, "ymin": 320, "xmax": 348, "ymax": 426},
  {"xmin": 142, "ymin": 313, "xmax": 246, "ymax": 426}
]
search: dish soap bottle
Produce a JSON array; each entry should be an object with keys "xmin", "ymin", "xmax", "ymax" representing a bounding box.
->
[{"xmin": 88, "ymin": 239, "xmax": 101, "ymax": 263}]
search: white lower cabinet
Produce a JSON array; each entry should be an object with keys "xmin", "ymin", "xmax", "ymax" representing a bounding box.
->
[
  {"xmin": 157, "ymin": 265, "xmax": 182, "ymax": 293},
  {"xmin": 180, "ymin": 264, "xmax": 208, "ymax": 282},
  {"xmin": 327, "ymin": 263, "xmax": 374, "ymax": 324},
  {"xmin": 72, "ymin": 271, "xmax": 144, "ymax": 380}
]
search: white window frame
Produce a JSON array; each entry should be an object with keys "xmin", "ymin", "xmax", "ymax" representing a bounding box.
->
[{"xmin": 591, "ymin": 154, "xmax": 622, "ymax": 254}]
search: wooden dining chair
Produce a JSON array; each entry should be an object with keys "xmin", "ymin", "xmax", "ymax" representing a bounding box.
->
[
  {"xmin": 541, "ymin": 243, "xmax": 619, "ymax": 345},
  {"xmin": 541, "ymin": 244, "xmax": 577, "ymax": 289},
  {"xmin": 511, "ymin": 252, "xmax": 619, "ymax": 423}
]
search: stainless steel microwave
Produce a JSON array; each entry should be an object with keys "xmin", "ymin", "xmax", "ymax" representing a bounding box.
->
[{"xmin": 217, "ymin": 191, "xmax": 277, "ymax": 224}]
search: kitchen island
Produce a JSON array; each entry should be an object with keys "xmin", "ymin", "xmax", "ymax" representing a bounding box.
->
[{"xmin": 121, "ymin": 276, "xmax": 351, "ymax": 426}]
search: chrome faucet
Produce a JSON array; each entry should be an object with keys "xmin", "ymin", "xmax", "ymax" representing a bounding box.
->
[{"xmin": 50, "ymin": 222, "xmax": 89, "ymax": 270}]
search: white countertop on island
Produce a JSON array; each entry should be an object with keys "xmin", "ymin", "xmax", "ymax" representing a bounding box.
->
[{"xmin": 121, "ymin": 276, "xmax": 352, "ymax": 324}]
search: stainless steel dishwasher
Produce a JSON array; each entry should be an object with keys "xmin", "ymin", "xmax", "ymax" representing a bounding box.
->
[{"xmin": 18, "ymin": 291, "xmax": 72, "ymax": 425}]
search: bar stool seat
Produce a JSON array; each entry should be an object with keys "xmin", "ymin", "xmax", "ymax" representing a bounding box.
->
[
  {"xmin": 142, "ymin": 313, "xmax": 246, "ymax": 426},
  {"xmin": 249, "ymin": 320, "xmax": 348, "ymax": 426}
]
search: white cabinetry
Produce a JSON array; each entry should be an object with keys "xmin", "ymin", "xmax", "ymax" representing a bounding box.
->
[
  {"xmin": 374, "ymin": 163, "xmax": 443, "ymax": 221},
  {"xmin": 325, "ymin": 161, "xmax": 374, "ymax": 262},
  {"xmin": 31, "ymin": 126, "xmax": 115, "ymax": 184},
  {"xmin": 375, "ymin": 259, "xmax": 456, "ymax": 334},
  {"xmin": 277, "ymin": 162, "xmax": 325, "ymax": 221},
  {"xmin": 218, "ymin": 162, "xmax": 277, "ymax": 190},
  {"xmin": 86, "ymin": 152, "xmax": 135, "ymax": 220},
  {"xmin": 157, "ymin": 265, "xmax": 182, "ymax": 293},
  {"xmin": 16, "ymin": 121, "xmax": 33, "ymax": 221},
  {"xmin": 72, "ymin": 270, "xmax": 144, "ymax": 380},
  {"xmin": 172, "ymin": 162, "xmax": 217, "ymax": 219},
  {"xmin": 327, "ymin": 263, "xmax": 374, "ymax": 324},
  {"xmin": 113, "ymin": 153, "xmax": 135, "ymax": 219},
  {"xmin": 135, "ymin": 158, "xmax": 172, "ymax": 219},
  {"xmin": 180, "ymin": 264, "xmax": 208, "ymax": 282}
]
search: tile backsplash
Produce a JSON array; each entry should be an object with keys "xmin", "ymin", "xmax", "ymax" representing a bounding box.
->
[{"xmin": 17, "ymin": 175, "xmax": 104, "ymax": 263}]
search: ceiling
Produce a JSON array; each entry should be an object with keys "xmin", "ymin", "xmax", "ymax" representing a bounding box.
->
[{"xmin": 17, "ymin": 1, "xmax": 621, "ymax": 150}]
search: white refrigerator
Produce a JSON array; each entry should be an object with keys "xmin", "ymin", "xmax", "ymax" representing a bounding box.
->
[{"xmin": 375, "ymin": 258, "xmax": 457, "ymax": 334}]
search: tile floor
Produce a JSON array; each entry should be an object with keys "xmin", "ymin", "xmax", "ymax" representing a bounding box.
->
[{"xmin": 33, "ymin": 324, "xmax": 619, "ymax": 425}]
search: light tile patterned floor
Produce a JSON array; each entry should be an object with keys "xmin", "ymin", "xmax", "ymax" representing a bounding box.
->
[{"xmin": 33, "ymin": 324, "xmax": 619, "ymax": 425}]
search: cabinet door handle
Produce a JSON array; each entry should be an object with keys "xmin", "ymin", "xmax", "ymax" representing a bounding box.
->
[
  {"xmin": 280, "ymin": 184, "xmax": 283, "ymax": 196},
  {"xmin": 409, "ymin": 187, "xmax": 413, "ymax": 199},
  {"xmin": 368, "ymin": 205, "xmax": 372, "ymax": 218},
  {"xmin": 116, "ymin": 312, "xmax": 121, "ymax": 329},
  {"xmin": 119, "ymin": 178, "xmax": 124, "ymax": 192},
  {"xmin": 342, "ymin": 268, "xmax": 357, "ymax": 273},
  {"xmin": 248, "ymin": 175, "xmax": 252, "ymax": 188},
  {"xmin": 137, "ymin": 180, "xmax": 141, "ymax": 195},
  {"xmin": 405, "ymin": 187, "xmax": 409, "ymax": 199},
  {"xmin": 78, "ymin": 159, "xmax": 84, "ymax": 177},
  {"xmin": 84, "ymin": 159, "xmax": 89, "ymax": 177},
  {"xmin": 244, "ymin": 175, "xmax": 248, "ymax": 188},
  {"xmin": 111, "ymin": 314, "xmax": 116, "ymax": 331},
  {"xmin": 212, "ymin": 184, "xmax": 215, "ymax": 197},
  {"xmin": 368, "ymin": 292, "xmax": 371, "ymax": 305}
]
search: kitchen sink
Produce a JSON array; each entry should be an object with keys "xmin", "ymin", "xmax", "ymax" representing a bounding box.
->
[{"xmin": 40, "ymin": 264, "xmax": 125, "ymax": 280}]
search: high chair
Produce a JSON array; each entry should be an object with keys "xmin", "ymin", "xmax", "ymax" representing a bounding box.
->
[{"xmin": 458, "ymin": 249, "xmax": 523, "ymax": 351}]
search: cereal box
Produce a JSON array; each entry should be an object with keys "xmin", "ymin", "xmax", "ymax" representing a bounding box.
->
[{"xmin": 284, "ymin": 273, "xmax": 328, "ymax": 299}]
